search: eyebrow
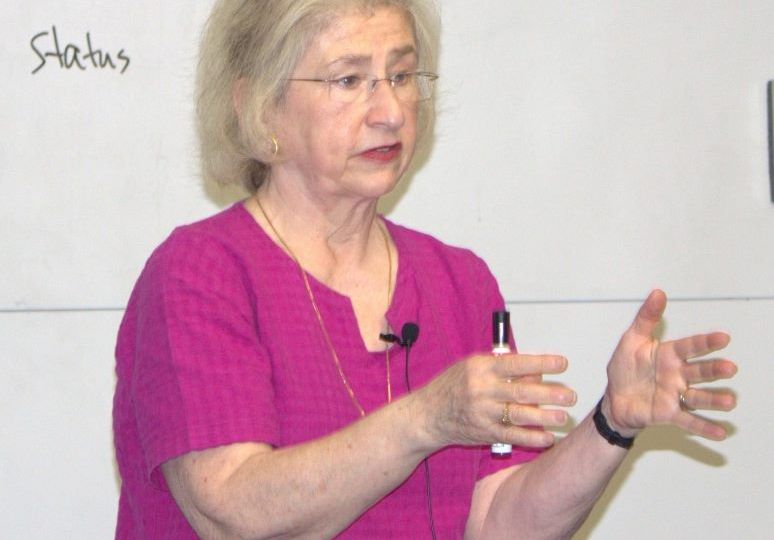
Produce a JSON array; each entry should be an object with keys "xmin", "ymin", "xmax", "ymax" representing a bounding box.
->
[{"xmin": 326, "ymin": 44, "xmax": 417, "ymax": 69}]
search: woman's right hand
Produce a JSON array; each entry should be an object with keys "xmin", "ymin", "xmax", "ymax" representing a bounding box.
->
[{"xmin": 412, "ymin": 352, "xmax": 577, "ymax": 450}]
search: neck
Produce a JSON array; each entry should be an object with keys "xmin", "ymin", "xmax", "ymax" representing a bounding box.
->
[
  {"xmin": 248, "ymin": 175, "xmax": 397, "ymax": 354},
  {"xmin": 247, "ymin": 180, "xmax": 389, "ymax": 287}
]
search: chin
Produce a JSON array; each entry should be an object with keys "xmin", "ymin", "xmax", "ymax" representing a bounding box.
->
[{"xmin": 341, "ymin": 166, "xmax": 405, "ymax": 200}]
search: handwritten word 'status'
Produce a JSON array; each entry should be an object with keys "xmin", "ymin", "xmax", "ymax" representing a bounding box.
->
[{"xmin": 31, "ymin": 26, "xmax": 130, "ymax": 75}]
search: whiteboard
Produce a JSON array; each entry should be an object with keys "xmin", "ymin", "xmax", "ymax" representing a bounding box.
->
[
  {"xmin": 1, "ymin": 1, "xmax": 220, "ymax": 309},
  {"xmin": 3, "ymin": 0, "xmax": 773, "ymax": 310}
]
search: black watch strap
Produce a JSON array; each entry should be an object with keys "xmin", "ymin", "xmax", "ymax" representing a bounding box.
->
[{"xmin": 593, "ymin": 398, "xmax": 635, "ymax": 449}]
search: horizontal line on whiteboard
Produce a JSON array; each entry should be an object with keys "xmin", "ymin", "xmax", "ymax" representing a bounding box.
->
[
  {"xmin": 505, "ymin": 295, "xmax": 774, "ymax": 305},
  {"xmin": 0, "ymin": 306, "xmax": 126, "ymax": 314},
  {"xmin": 3, "ymin": 294, "xmax": 774, "ymax": 313}
]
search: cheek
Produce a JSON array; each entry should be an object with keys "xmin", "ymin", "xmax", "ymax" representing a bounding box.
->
[
  {"xmin": 282, "ymin": 110, "xmax": 347, "ymax": 162},
  {"xmin": 321, "ymin": 117, "xmax": 359, "ymax": 163},
  {"xmin": 292, "ymin": 117, "xmax": 358, "ymax": 177},
  {"xmin": 403, "ymin": 112, "xmax": 419, "ymax": 157},
  {"xmin": 405, "ymin": 104, "xmax": 419, "ymax": 138}
]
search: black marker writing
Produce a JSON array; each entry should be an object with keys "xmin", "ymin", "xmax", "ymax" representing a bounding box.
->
[{"xmin": 30, "ymin": 26, "xmax": 130, "ymax": 75}]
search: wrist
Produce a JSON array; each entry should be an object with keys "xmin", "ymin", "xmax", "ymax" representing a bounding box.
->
[
  {"xmin": 593, "ymin": 396, "xmax": 637, "ymax": 448},
  {"xmin": 399, "ymin": 391, "xmax": 444, "ymax": 455}
]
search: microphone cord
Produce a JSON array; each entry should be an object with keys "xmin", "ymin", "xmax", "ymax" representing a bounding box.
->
[{"xmin": 404, "ymin": 343, "xmax": 438, "ymax": 540}]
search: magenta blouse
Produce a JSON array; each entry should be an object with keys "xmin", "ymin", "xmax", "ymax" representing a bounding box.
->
[{"xmin": 113, "ymin": 203, "xmax": 539, "ymax": 539}]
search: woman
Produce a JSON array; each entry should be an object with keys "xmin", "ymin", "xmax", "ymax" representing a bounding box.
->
[{"xmin": 113, "ymin": 0, "xmax": 737, "ymax": 538}]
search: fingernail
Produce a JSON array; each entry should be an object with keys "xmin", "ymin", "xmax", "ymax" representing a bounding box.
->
[{"xmin": 558, "ymin": 390, "xmax": 576, "ymax": 405}]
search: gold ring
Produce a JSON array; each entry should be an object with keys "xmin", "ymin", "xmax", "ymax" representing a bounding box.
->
[
  {"xmin": 500, "ymin": 402, "xmax": 513, "ymax": 426},
  {"xmin": 679, "ymin": 390, "xmax": 694, "ymax": 411}
]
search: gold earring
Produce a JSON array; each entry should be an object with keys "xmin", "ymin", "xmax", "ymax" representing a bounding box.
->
[{"xmin": 270, "ymin": 135, "xmax": 279, "ymax": 157}]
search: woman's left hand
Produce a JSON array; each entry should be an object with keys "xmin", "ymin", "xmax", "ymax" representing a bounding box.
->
[{"xmin": 603, "ymin": 289, "xmax": 738, "ymax": 440}]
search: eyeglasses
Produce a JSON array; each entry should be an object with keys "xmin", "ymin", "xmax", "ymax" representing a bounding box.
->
[{"xmin": 286, "ymin": 71, "xmax": 438, "ymax": 104}]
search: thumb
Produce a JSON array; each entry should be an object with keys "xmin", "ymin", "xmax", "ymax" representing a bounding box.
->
[{"xmin": 629, "ymin": 289, "xmax": 667, "ymax": 338}]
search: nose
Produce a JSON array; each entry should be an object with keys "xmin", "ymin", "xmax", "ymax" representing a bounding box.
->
[{"xmin": 365, "ymin": 79, "xmax": 406, "ymax": 130}]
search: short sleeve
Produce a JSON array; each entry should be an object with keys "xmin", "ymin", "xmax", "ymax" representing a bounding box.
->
[
  {"xmin": 131, "ymin": 228, "xmax": 277, "ymax": 487},
  {"xmin": 463, "ymin": 251, "xmax": 517, "ymax": 354}
]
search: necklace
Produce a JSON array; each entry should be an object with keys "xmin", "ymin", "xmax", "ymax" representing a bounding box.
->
[{"xmin": 254, "ymin": 196, "xmax": 394, "ymax": 416}]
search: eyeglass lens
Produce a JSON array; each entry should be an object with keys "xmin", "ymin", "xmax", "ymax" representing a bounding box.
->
[{"xmin": 331, "ymin": 74, "xmax": 434, "ymax": 104}]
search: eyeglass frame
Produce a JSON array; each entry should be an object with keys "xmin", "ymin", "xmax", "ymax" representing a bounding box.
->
[{"xmin": 284, "ymin": 70, "xmax": 439, "ymax": 103}]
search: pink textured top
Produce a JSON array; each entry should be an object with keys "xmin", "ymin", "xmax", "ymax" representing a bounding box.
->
[{"xmin": 113, "ymin": 203, "xmax": 539, "ymax": 539}]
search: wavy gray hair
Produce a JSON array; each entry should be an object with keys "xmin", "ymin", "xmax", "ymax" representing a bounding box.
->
[{"xmin": 196, "ymin": 0, "xmax": 440, "ymax": 192}]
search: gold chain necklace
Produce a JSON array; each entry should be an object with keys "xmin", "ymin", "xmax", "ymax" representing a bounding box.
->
[{"xmin": 254, "ymin": 196, "xmax": 393, "ymax": 416}]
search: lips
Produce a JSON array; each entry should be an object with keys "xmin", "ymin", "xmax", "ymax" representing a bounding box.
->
[{"xmin": 360, "ymin": 142, "xmax": 402, "ymax": 162}]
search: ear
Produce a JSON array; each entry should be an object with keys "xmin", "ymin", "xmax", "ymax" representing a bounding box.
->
[
  {"xmin": 260, "ymin": 99, "xmax": 282, "ymax": 141},
  {"xmin": 233, "ymin": 78, "xmax": 281, "ymax": 148}
]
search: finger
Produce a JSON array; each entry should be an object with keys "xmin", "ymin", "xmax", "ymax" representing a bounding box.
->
[
  {"xmin": 501, "ymin": 380, "xmax": 577, "ymax": 407},
  {"xmin": 518, "ymin": 374, "xmax": 543, "ymax": 385},
  {"xmin": 629, "ymin": 289, "xmax": 667, "ymax": 338},
  {"xmin": 670, "ymin": 332, "xmax": 731, "ymax": 360},
  {"xmin": 672, "ymin": 409, "xmax": 729, "ymax": 441},
  {"xmin": 682, "ymin": 387, "xmax": 737, "ymax": 412},
  {"xmin": 498, "ymin": 402, "xmax": 569, "ymax": 428},
  {"xmin": 683, "ymin": 358, "xmax": 738, "ymax": 384},
  {"xmin": 496, "ymin": 354, "xmax": 568, "ymax": 378}
]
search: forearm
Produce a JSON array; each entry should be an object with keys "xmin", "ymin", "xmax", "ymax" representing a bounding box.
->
[
  {"xmin": 475, "ymin": 407, "xmax": 629, "ymax": 540},
  {"xmin": 166, "ymin": 394, "xmax": 434, "ymax": 540}
]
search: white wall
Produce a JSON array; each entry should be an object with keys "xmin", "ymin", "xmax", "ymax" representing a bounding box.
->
[{"xmin": 2, "ymin": 1, "xmax": 771, "ymax": 538}]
